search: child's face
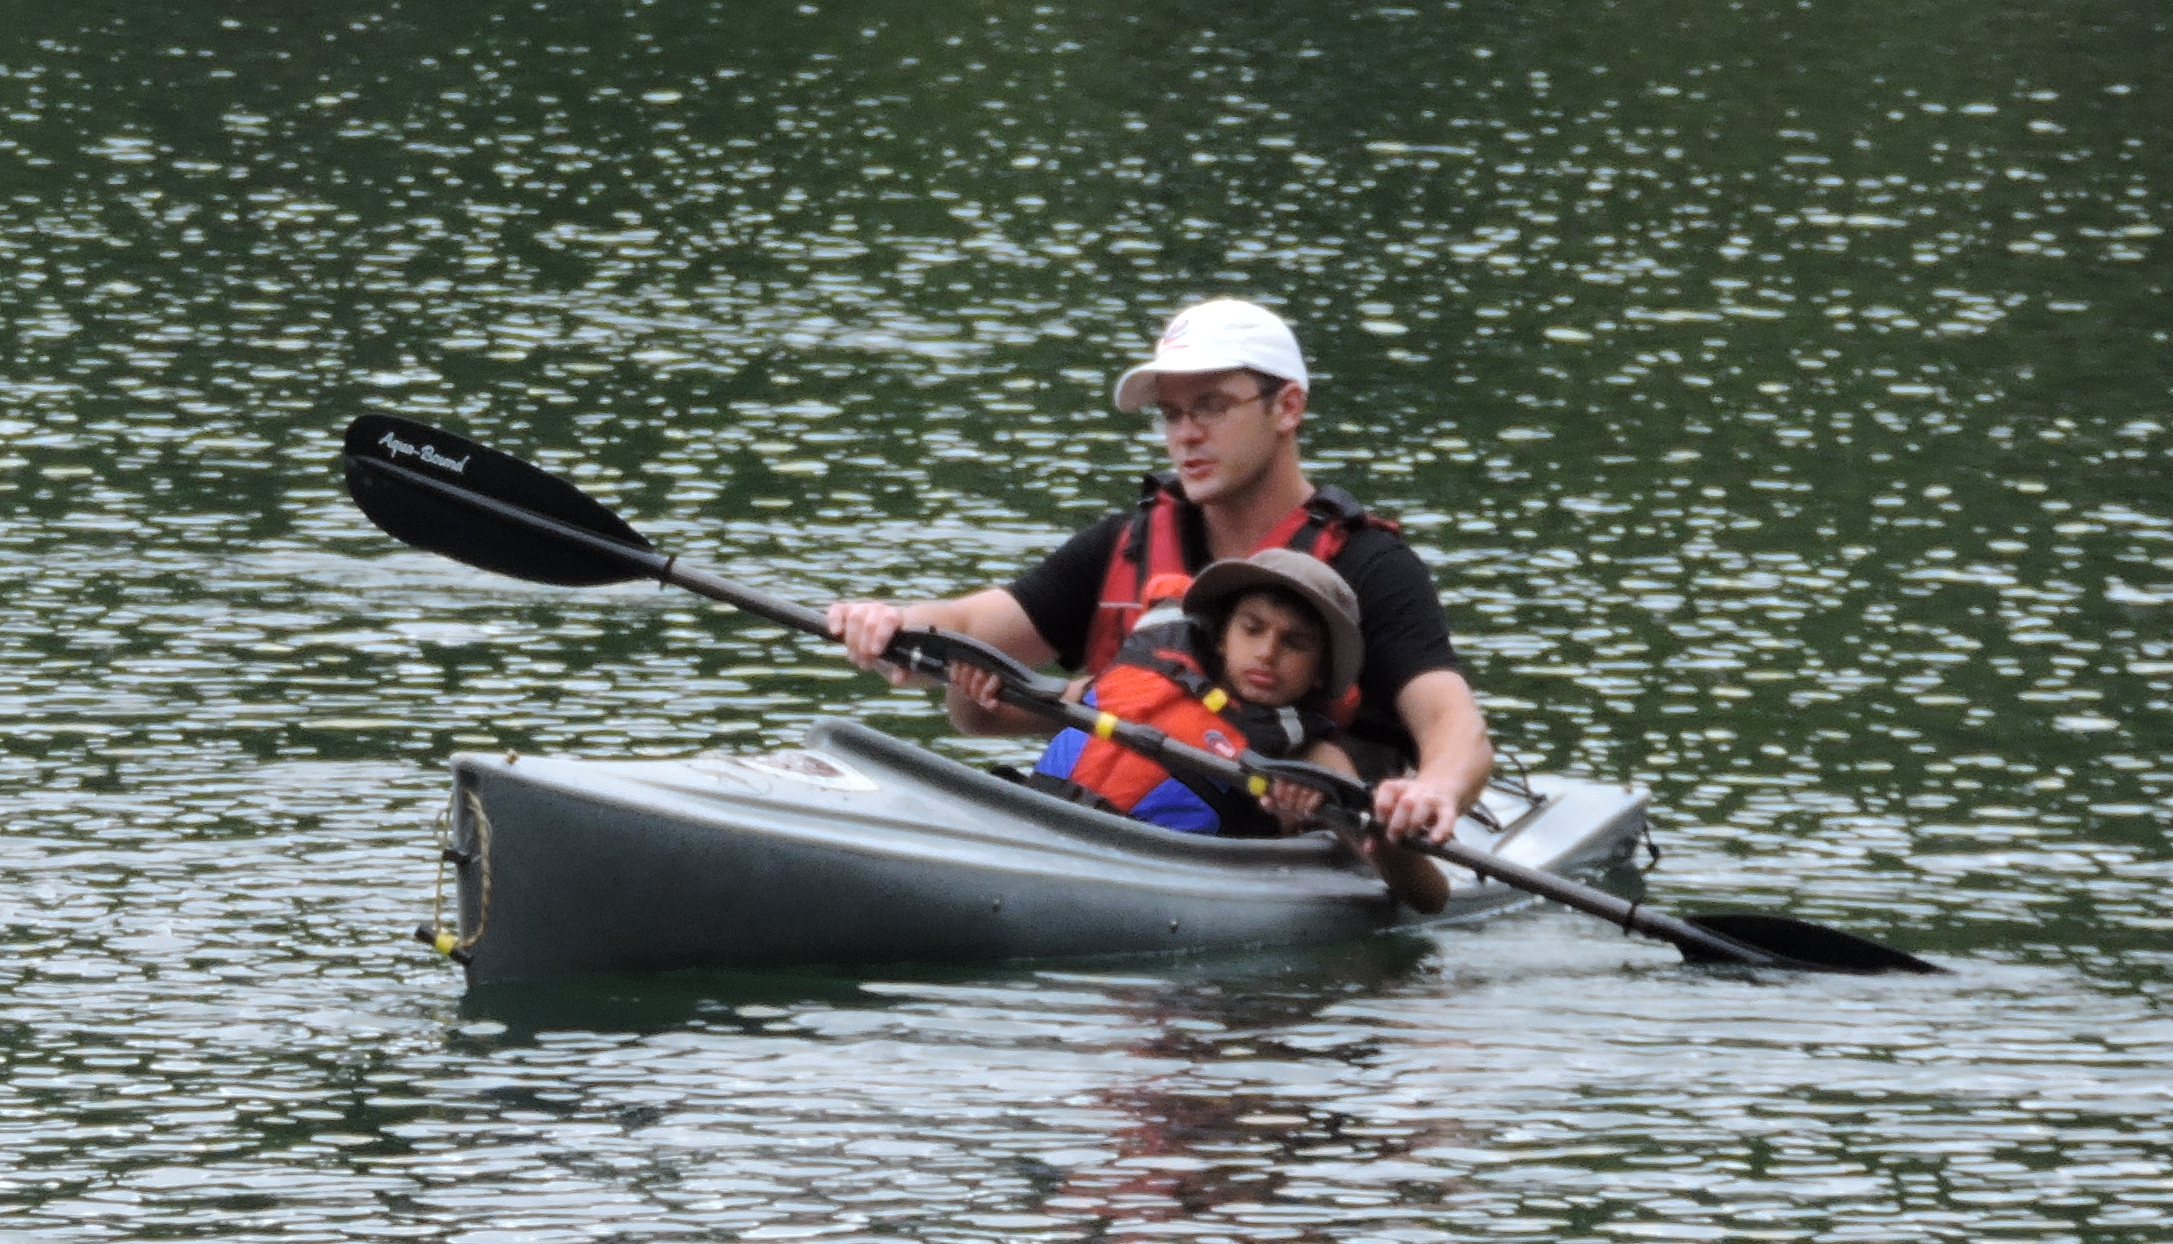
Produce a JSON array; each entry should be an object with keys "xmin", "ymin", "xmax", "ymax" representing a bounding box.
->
[{"xmin": 1218, "ymin": 592, "xmax": 1327, "ymax": 708}]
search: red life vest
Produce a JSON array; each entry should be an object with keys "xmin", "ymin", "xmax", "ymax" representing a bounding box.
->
[{"xmin": 1082, "ymin": 472, "xmax": 1398, "ymax": 678}]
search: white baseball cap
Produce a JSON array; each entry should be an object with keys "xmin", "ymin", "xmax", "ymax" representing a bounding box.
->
[{"xmin": 1112, "ymin": 299, "xmax": 1310, "ymax": 414}]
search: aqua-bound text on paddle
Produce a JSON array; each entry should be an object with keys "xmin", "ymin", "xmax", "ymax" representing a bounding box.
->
[{"xmin": 377, "ymin": 430, "xmax": 471, "ymax": 474}]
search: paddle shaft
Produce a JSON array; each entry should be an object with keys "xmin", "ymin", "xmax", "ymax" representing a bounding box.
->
[
  {"xmin": 943, "ymin": 664, "xmax": 1795, "ymax": 969},
  {"xmin": 367, "ymin": 456, "xmax": 833, "ymax": 632},
  {"xmin": 351, "ymin": 429, "xmax": 1939, "ymax": 973},
  {"xmin": 368, "ymin": 454, "xmax": 1775, "ymax": 964}
]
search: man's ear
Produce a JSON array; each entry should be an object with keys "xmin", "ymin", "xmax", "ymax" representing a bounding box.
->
[{"xmin": 1270, "ymin": 383, "xmax": 1306, "ymax": 436}]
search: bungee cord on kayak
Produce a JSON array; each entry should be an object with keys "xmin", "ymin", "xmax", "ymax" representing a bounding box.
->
[{"xmin": 416, "ymin": 787, "xmax": 494, "ymax": 967}]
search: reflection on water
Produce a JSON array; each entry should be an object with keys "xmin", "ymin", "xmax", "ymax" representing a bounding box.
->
[
  {"xmin": 459, "ymin": 934, "xmax": 1438, "ymax": 1044},
  {"xmin": 2, "ymin": 0, "xmax": 2168, "ymax": 1239}
]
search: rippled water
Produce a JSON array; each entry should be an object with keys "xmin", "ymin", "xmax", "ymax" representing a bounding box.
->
[{"xmin": 3, "ymin": 1, "xmax": 2169, "ymax": 1239}]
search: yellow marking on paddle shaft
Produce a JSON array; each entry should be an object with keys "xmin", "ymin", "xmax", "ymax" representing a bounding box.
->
[{"xmin": 1094, "ymin": 694, "xmax": 1261, "ymax": 799}]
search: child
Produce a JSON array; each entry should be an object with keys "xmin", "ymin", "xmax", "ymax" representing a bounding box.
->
[{"xmin": 958, "ymin": 548, "xmax": 1447, "ymax": 912}]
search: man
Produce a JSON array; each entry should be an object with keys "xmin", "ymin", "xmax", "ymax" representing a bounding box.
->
[{"xmin": 827, "ymin": 298, "xmax": 1492, "ymax": 846}]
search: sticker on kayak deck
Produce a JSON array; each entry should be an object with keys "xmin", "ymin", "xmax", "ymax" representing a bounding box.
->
[
  {"xmin": 741, "ymin": 750, "xmax": 880, "ymax": 792},
  {"xmin": 683, "ymin": 756, "xmax": 771, "ymax": 791}
]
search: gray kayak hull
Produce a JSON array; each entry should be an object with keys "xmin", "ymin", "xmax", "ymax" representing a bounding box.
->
[{"xmin": 442, "ymin": 718, "xmax": 1648, "ymax": 986}]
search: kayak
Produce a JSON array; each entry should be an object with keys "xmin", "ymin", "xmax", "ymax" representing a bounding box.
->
[{"xmin": 435, "ymin": 717, "xmax": 1650, "ymax": 986}]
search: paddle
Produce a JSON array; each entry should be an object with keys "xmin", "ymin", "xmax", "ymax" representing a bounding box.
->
[{"xmin": 342, "ymin": 412, "xmax": 1945, "ymax": 976}]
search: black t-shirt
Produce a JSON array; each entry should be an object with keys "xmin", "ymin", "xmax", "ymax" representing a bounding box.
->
[{"xmin": 1007, "ymin": 498, "xmax": 1462, "ymax": 767}]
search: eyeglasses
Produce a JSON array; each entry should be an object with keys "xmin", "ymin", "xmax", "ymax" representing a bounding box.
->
[{"xmin": 1152, "ymin": 388, "xmax": 1276, "ymax": 431}]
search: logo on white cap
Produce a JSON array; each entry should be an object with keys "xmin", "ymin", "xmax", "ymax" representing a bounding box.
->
[{"xmin": 1158, "ymin": 315, "xmax": 1196, "ymax": 352}]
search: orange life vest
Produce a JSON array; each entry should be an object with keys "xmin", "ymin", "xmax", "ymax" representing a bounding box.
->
[{"xmin": 1037, "ymin": 590, "xmax": 1342, "ymax": 837}]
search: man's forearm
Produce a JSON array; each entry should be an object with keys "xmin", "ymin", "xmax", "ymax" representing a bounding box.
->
[
  {"xmin": 1416, "ymin": 717, "xmax": 1493, "ymax": 814},
  {"xmin": 1399, "ymin": 669, "xmax": 1494, "ymax": 813},
  {"xmin": 895, "ymin": 597, "xmax": 979, "ymax": 634}
]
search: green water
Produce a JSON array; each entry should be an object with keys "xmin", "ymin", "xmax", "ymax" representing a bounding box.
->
[{"xmin": 3, "ymin": 2, "xmax": 2169, "ymax": 1239}]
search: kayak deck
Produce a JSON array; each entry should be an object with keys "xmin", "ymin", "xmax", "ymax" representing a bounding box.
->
[{"xmin": 440, "ymin": 718, "xmax": 1648, "ymax": 985}]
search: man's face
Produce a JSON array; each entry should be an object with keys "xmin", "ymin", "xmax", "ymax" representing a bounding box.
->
[{"xmin": 1153, "ymin": 369, "xmax": 1296, "ymax": 507}]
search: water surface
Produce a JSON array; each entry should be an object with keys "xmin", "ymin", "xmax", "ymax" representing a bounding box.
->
[{"xmin": 2, "ymin": 1, "xmax": 2169, "ymax": 1239}]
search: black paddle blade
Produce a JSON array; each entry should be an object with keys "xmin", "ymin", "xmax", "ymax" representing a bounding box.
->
[
  {"xmin": 343, "ymin": 414, "xmax": 655, "ymax": 587},
  {"xmin": 1683, "ymin": 912, "xmax": 1947, "ymax": 975}
]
